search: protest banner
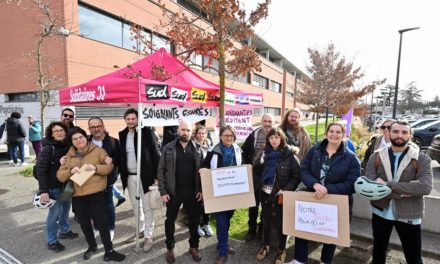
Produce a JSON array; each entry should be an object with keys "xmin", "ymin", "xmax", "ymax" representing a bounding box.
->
[
  {"xmin": 222, "ymin": 109, "xmax": 254, "ymax": 139},
  {"xmin": 282, "ymin": 191, "xmax": 350, "ymax": 247},
  {"xmin": 200, "ymin": 165, "xmax": 255, "ymax": 213}
]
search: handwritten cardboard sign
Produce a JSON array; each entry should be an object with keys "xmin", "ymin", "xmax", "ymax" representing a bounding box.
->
[
  {"xmin": 222, "ymin": 109, "xmax": 254, "ymax": 139},
  {"xmin": 70, "ymin": 164, "xmax": 95, "ymax": 187},
  {"xmin": 283, "ymin": 191, "xmax": 350, "ymax": 247},
  {"xmin": 211, "ymin": 166, "xmax": 249, "ymax": 197},
  {"xmin": 200, "ymin": 165, "xmax": 255, "ymax": 213}
]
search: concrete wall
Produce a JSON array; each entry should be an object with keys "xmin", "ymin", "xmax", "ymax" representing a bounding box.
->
[{"xmin": 352, "ymin": 193, "xmax": 440, "ymax": 233}]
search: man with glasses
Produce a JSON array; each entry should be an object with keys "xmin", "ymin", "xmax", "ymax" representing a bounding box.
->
[
  {"xmin": 118, "ymin": 108, "xmax": 161, "ymax": 252},
  {"xmin": 362, "ymin": 119, "xmax": 396, "ymax": 172},
  {"xmin": 364, "ymin": 121, "xmax": 433, "ymax": 264},
  {"xmin": 88, "ymin": 117, "xmax": 123, "ymax": 241},
  {"xmin": 241, "ymin": 114, "xmax": 274, "ymax": 241}
]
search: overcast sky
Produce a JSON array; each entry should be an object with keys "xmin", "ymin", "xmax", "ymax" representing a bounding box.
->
[{"xmin": 244, "ymin": 0, "xmax": 439, "ymax": 102}]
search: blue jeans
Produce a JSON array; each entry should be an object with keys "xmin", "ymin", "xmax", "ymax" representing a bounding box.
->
[
  {"xmin": 105, "ymin": 185, "xmax": 116, "ymax": 230},
  {"xmin": 9, "ymin": 141, "xmax": 24, "ymax": 163},
  {"xmin": 46, "ymin": 188, "xmax": 72, "ymax": 244},
  {"xmin": 112, "ymin": 185, "xmax": 124, "ymax": 200},
  {"xmin": 215, "ymin": 210, "xmax": 235, "ymax": 257}
]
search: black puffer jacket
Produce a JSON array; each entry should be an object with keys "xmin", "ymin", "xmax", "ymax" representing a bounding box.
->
[
  {"xmin": 253, "ymin": 146, "xmax": 301, "ymax": 195},
  {"xmin": 6, "ymin": 117, "xmax": 26, "ymax": 142},
  {"xmin": 36, "ymin": 139, "xmax": 70, "ymax": 193}
]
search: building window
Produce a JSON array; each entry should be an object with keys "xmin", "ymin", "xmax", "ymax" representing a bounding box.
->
[
  {"xmin": 78, "ymin": 4, "xmax": 171, "ymax": 53},
  {"xmin": 253, "ymin": 74, "xmax": 268, "ymax": 89},
  {"xmin": 270, "ymin": 81, "xmax": 282, "ymax": 93},
  {"xmin": 264, "ymin": 107, "xmax": 281, "ymax": 116},
  {"xmin": 286, "ymin": 91, "xmax": 294, "ymax": 97},
  {"xmin": 6, "ymin": 92, "xmax": 38, "ymax": 102}
]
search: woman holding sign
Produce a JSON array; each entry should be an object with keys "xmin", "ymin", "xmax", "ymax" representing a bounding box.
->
[
  {"xmin": 57, "ymin": 127, "xmax": 125, "ymax": 262},
  {"xmin": 253, "ymin": 128, "xmax": 301, "ymax": 264},
  {"xmin": 203, "ymin": 125, "xmax": 242, "ymax": 264},
  {"xmin": 288, "ymin": 123, "xmax": 360, "ymax": 264}
]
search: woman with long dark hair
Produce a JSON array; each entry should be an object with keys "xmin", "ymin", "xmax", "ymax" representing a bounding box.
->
[
  {"xmin": 57, "ymin": 127, "xmax": 125, "ymax": 262},
  {"xmin": 254, "ymin": 128, "xmax": 301, "ymax": 264}
]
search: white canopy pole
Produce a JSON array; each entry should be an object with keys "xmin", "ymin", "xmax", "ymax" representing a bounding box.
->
[{"xmin": 134, "ymin": 103, "xmax": 143, "ymax": 252}]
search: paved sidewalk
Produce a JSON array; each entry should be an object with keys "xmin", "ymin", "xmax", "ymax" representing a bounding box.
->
[{"xmin": 0, "ymin": 157, "xmax": 439, "ymax": 264}]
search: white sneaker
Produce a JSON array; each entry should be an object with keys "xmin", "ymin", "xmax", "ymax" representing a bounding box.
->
[
  {"xmin": 21, "ymin": 162, "xmax": 30, "ymax": 166},
  {"xmin": 284, "ymin": 260, "xmax": 304, "ymax": 264},
  {"xmin": 201, "ymin": 224, "xmax": 214, "ymax": 236},
  {"xmin": 8, "ymin": 160, "xmax": 14, "ymax": 165},
  {"xmin": 197, "ymin": 226, "xmax": 205, "ymax": 237},
  {"xmin": 143, "ymin": 237, "xmax": 153, "ymax": 252},
  {"xmin": 110, "ymin": 229, "xmax": 114, "ymax": 241},
  {"xmin": 93, "ymin": 229, "xmax": 99, "ymax": 238}
]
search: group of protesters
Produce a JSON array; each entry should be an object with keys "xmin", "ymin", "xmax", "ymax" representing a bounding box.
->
[{"xmin": 32, "ymin": 106, "xmax": 432, "ymax": 264}]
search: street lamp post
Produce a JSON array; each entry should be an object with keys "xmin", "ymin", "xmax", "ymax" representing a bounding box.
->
[{"xmin": 392, "ymin": 27, "xmax": 420, "ymax": 119}]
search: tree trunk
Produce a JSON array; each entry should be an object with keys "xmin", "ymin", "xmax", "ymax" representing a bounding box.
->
[
  {"xmin": 314, "ymin": 112, "xmax": 319, "ymax": 143},
  {"xmin": 218, "ymin": 41, "xmax": 226, "ymax": 127}
]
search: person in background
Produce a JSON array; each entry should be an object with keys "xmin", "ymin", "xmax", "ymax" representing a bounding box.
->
[
  {"xmin": 253, "ymin": 128, "xmax": 301, "ymax": 264},
  {"xmin": 361, "ymin": 118, "xmax": 396, "ymax": 172},
  {"xmin": 36, "ymin": 121, "xmax": 78, "ymax": 253},
  {"xmin": 60, "ymin": 108, "xmax": 77, "ymax": 131},
  {"xmin": 203, "ymin": 125, "xmax": 242, "ymax": 264},
  {"xmin": 158, "ymin": 120, "xmax": 204, "ymax": 263},
  {"xmin": 119, "ymin": 108, "xmax": 161, "ymax": 250},
  {"xmin": 28, "ymin": 115, "xmax": 42, "ymax": 159},
  {"xmin": 364, "ymin": 121, "xmax": 432, "ymax": 264},
  {"xmin": 279, "ymin": 108, "xmax": 312, "ymax": 162},
  {"xmin": 57, "ymin": 127, "xmax": 125, "ymax": 262},
  {"xmin": 287, "ymin": 123, "xmax": 360, "ymax": 264},
  {"xmin": 6, "ymin": 112, "xmax": 27, "ymax": 166},
  {"xmin": 88, "ymin": 117, "xmax": 122, "ymax": 241},
  {"xmin": 195, "ymin": 119, "xmax": 213, "ymax": 146},
  {"xmin": 192, "ymin": 125, "xmax": 214, "ymax": 237},
  {"xmin": 241, "ymin": 114, "xmax": 274, "ymax": 241}
]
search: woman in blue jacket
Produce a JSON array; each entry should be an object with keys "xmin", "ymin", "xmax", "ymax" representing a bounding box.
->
[{"xmin": 288, "ymin": 123, "xmax": 360, "ymax": 264}]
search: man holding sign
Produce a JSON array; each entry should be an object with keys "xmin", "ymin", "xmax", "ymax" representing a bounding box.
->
[{"xmin": 158, "ymin": 120, "xmax": 204, "ymax": 263}]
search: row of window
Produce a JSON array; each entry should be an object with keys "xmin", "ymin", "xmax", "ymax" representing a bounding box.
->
[
  {"xmin": 78, "ymin": 4, "xmax": 171, "ymax": 53},
  {"xmin": 253, "ymin": 74, "xmax": 282, "ymax": 93}
]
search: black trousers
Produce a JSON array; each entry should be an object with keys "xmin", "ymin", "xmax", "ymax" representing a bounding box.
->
[
  {"xmin": 73, "ymin": 192, "xmax": 112, "ymax": 253},
  {"xmin": 261, "ymin": 192, "xmax": 287, "ymax": 249},
  {"xmin": 248, "ymin": 189, "xmax": 262, "ymax": 232},
  {"xmin": 165, "ymin": 192, "xmax": 201, "ymax": 250},
  {"xmin": 200, "ymin": 203, "xmax": 210, "ymax": 226},
  {"xmin": 372, "ymin": 213, "xmax": 423, "ymax": 264}
]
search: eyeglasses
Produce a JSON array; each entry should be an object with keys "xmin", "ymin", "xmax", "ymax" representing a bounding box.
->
[
  {"xmin": 89, "ymin": 125, "xmax": 103, "ymax": 130},
  {"xmin": 52, "ymin": 129, "xmax": 65, "ymax": 134},
  {"xmin": 63, "ymin": 114, "xmax": 74, "ymax": 118},
  {"xmin": 380, "ymin": 125, "xmax": 391, "ymax": 130},
  {"xmin": 222, "ymin": 134, "xmax": 234, "ymax": 138}
]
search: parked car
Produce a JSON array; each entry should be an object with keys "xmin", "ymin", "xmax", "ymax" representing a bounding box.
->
[
  {"xmin": 410, "ymin": 118, "xmax": 439, "ymax": 129},
  {"xmin": 412, "ymin": 120, "xmax": 440, "ymax": 149},
  {"xmin": 427, "ymin": 134, "xmax": 440, "ymax": 163}
]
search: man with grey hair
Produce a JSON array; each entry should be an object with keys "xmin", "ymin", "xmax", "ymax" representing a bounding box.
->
[
  {"xmin": 241, "ymin": 114, "xmax": 274, "ymax": 241},
  {"xmin": 158, "ymin": 120, "xmax": 204, "ymax": 263}
]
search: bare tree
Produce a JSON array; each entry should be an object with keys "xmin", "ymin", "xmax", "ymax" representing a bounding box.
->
[{"xmin": 399, "ymin": 81, "xmax": 423, "ymax": 113}]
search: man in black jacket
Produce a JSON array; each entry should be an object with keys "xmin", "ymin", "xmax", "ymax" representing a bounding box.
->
[
  {"xmin": 241, "ymin": 114, "xmax": 274, "ymax": 241},
  {"xmin": 6, "ymin": 112, "xmax": 27, "ymax": 166},
  {"xmin": 88, "ymin": 117, "xmax": 123, "ymax": 242},
  {"xmin": 158, "ymin": 120, "xmax": 204, "ymax": 263},
  {"xmin": 118, "ymin": 108, "xmax": 161, "ymax": 252}
]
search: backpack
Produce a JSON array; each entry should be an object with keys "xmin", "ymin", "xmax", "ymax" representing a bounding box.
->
[{"xmin": 33, "ymin": 145, "xmax": 55, "ymax": 180}]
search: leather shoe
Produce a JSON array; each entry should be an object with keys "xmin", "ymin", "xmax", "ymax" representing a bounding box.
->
[
  {"xmin": 83, "ymin": 246, "xmax": 98, "ymax": 260},
  {"xmin": 165, "ymin": 249, "xmax": 175, "ymax": 263},
  {"xmin": 228, "ymin": 247, "xmax": 235, "ymax": 255},
  {"xmin": 214, "ymin": 255, "xmax": 227, "ymax": 264},
  {"xmin": 189, "ymin": 247, "xmax": 201, "ymax": 262}
]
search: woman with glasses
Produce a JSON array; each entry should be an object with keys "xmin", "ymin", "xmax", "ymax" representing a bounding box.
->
[
  {"xmin": 36, "ymin": 122, "xmax": 78, "ymax": 252},
  {"xmin": 57, "ymin": 127, "xmax": 125, "ymax": 262},
  {"xmin": 361, "ymin": 119, "xmax": 396, "ymax": 172},
  {"xmin": 203, "ymin": 125, "xmax": 242, "ymax": 264},
  {"xmin": 286, "ymin": 123, "xmax": 360, "ymax": 264}
]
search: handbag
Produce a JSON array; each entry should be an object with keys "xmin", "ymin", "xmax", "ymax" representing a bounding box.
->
[
  {"xmin": 148, "ymin": 184, "xmax": 163, "ymax": 210},
  {"xmin": 60, "ymin": 180, "xmax": 74, "ymax": 202},
  {"xmin": 0, "ymin": 125, "xmax": 7, "ymax": 144}
]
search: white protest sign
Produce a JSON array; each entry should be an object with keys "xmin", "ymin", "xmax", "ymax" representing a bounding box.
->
[
  {"xmin": 294, "ymin": 201, "xmax": 339, "ymax": 238},
  {"xmin": 140, "ymin": 104, "xmax": 210, "ymax": 126},
  {"xmin": 223, "ymin": 109, "xmax": 254, "ymax": 139},
  {"xmin": 211, "ymin": 166, "xmax": 249, "ymax": 197}
]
